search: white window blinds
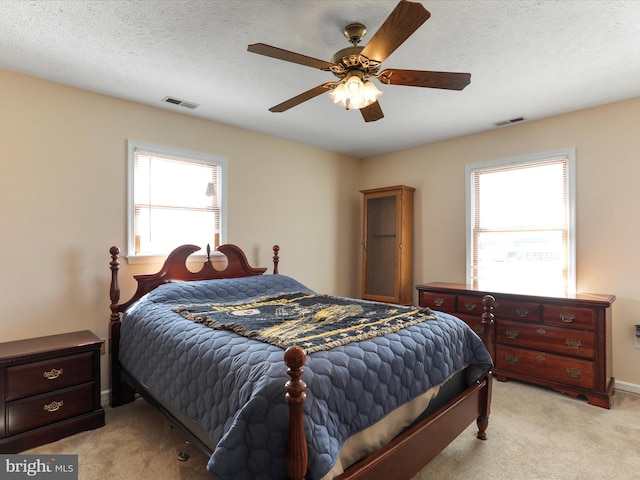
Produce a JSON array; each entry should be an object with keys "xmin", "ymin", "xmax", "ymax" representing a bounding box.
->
[
  {"xmin": 467, "ymin": 150, "xmax": 576, "ymax": 295},
  {"xmin": 128, "ymin": 141, "xmax": 226, "ymax": 258}
]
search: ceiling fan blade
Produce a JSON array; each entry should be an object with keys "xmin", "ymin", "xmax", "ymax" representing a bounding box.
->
[
  {"xmin": 360, "ymin": 0, "xmax": 431, "ymax": 63},
  {"xmin": 360, "ymin": 101, "xmax": 384, "ymax": 122},
  {"xmin": 378, "ymin": 69, "xmax": 471, "ymax": 90},
  {"xmin": 269, "ymin": 83, "xmax": 336, "ymax": 113},
  {"xmin": 248, "ymin": 43, "xmax": 334, "ymax": 70}
]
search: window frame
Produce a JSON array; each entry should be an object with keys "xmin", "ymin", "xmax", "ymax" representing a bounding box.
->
[
  {"xmin": 126, "ymin": 140, "xmax": 228, "ymax": 264},
  {"xmin": 465, "ymin": 148, "xmax": 577, "ymax": 294}
]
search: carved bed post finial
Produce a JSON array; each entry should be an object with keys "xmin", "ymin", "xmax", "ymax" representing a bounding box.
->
[
  {"xmin": 284, "ymin": 345, "xmax": 307, "ymax": 480},
  {"xmin": 273, "ymin": 245, "xmax": 280, "ymax": 275},
  {"xmin": 109, "ymin": 246, "xmax": 121, "ymax": 321}
]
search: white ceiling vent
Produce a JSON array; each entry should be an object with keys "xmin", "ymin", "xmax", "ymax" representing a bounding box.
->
[
  {"xmin": 493, "ymin": 116, "xmax": 526, "ymax": 127},
  {"xmin": 162, "ymin": 96, "xmax": 199, "ymax": 109}
]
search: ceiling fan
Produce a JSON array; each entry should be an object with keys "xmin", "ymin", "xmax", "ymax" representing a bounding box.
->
[{"xmin": 247, "ymin": 0, "xmax": 471, "ymax": 123}]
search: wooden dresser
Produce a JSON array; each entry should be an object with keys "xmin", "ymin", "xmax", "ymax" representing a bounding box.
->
[
  {"xmin": 0, "ymin": 330, "xmax": 105, "ymax": 452},
  {"xmin": 417, "ymin": 283, "xmax": 615, "ymax": 408}
]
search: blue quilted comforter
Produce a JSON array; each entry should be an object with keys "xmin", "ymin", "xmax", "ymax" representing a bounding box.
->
[{"xmin": 119, "ymin": 275, "xmax": 492, "ymax": 480}]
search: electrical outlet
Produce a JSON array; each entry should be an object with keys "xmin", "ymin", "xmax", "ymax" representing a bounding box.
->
[{"xmin": 100, "ymin": 338, "xmax": 106, "ymax": 355}]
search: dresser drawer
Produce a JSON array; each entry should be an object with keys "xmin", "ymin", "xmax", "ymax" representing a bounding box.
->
[
  {"xmin": 419, "ymin": 292, "xmax": 456, "ymax": 312},
  {"xmin": 456, "ymin": 295, "xmax": 484, "ymax": 315},
  {"xmin": 543, "ymin": 304, "xmax": 596, "ymax": 331},
  {"xmin": 493, "ymin": 299, "xmax": 541, "ymax": 323},
  {"xmin": 497, "ymin": 320, "xmax": 595, "ymax": 359},
  {"xmin": 455, "ymin": 313, "xmax": 486, "ymax": 336},
  {"xmin": 7, "ymin": 383, "xmax": 96, "ymax": 436},
  {"xmin": 5, "ymin": 352, "xmax": 94, "ymax": 401},
  {"xmin": 496, "ymin": 345, "xmax": 595, "ymax": 390}
]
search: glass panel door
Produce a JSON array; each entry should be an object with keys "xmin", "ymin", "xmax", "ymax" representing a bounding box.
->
[{"xmin": 364, "ymin": 195, "xmax": 397, "ymax": 298}]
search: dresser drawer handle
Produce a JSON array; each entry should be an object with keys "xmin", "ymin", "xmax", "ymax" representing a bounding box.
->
[
  {"xmin": 433, "ymin": 297, "xmax": 444, "ymax": 307},
  {"xmin": 43, "ymin": 368, "xmax": 63, "ymax": 380},
  {"xmin": 536, "ymin": 328, "xmax": 547, "ymax": 335},
  {"xmin": 516, "ymin": 308, "xmax": 529, "ymax": 318},
  {"xmin": 536, "ymin": 355, "xmax": 546, "ymax": 362},
  {"xmin": 472, "ymin": 325, "xmax": 485, "ymax": 335},
  {"xmin": 505, "ymin": 329, "xmax": 519, "ymax": 339},
  {"xmin": 566, "ymin": 367, "xmax": 582, "ymax": 378},
  {"xmin": 505, "ymin": 354, "xmax": 518, "ymax": 365},
  {"xmin": 464, "ymin": 302, "xmax": 476, "ymax": 311},
  {"xmin": 566, "ymin": 339, "xmax": 583, "ymax": 349},
  {"xmin": 44, "ymin": 400, "xmax": 64, "ymax": 413},
  {"xmin": 559, "ymin": 312, "xmax": 575, "ymax": 323}
]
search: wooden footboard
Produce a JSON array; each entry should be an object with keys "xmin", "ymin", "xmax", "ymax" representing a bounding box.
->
[{"xmin": 283, "ymin": 295, "xmax": 495, "ymax": 480}]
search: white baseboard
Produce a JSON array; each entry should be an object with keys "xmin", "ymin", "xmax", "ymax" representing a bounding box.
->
[
  {"xmin": 101, "ymin": 389, "xmax": 110, "ymax": 406},
  {"xmin": 615, "ymin": 380, "xmax": 640, "ymax": 395}
]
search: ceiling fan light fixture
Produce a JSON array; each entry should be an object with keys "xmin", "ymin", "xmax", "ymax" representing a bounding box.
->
[{"xmin": 329, "ymin": 72, "xmax": 382, "ymax": 110}]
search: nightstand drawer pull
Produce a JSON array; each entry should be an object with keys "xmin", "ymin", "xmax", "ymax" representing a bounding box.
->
[
  {"xmin": 505, "ymin": 354, "xmax": 518, "ymax": 365},
  {"xmin": 464, "ymin": 302, "xmax": 476, "ymax": 311},
  {"xmin": 559, "ymin": 312, "xmax": 576, "ymax": 323},
  {"xmin": 566, "ymin": 339, "xmax": 583, "ymax": 349},
  {"xmin": 536, "ymin": 355, "xmax": 546, "ymax": 362},
  {"xmin": 536, "ymin": 328, "xmax": 547, "ymax": 335},
  {"xmin": 516, "ymin": 308, "xmax": 529, "ymax": 318},
  {"xmin": 505, "ymin": 329, "xmax": 519, "ymax": 339},
  {"xmin": 566, "ymin": 367, "xmax": 582, "ymax": 378},
  {"xmin": 43, "ymin": 400, "xmax": 64, "ymax": 413},
  {"xmin": 43, "ymin": 368, "xmax": 63, "ymax": 380},
  {"xmin": 433, "ymin": 297, "xmax": 444, "ymax": 307}
]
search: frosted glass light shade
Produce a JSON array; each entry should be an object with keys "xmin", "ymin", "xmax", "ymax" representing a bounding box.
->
[{"xmin": 329, "ymin": 75, "xmax": 382, "ymax": 110}]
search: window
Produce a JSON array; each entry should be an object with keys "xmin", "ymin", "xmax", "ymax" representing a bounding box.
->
[
  {"xmin": 127, "ymin": 140, "xmax": 227, "ymax": 262},
  {"xmin": 466, "ymin": 149, "xmax": 576, "ymax": 295}
]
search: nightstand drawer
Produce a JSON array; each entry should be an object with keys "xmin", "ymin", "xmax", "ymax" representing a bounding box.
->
[
  {"xmin": 7, "ymin": 383, "xmax": 95, "ymax": 436},
  {"xmin": 6, "ymin": 352, "xmax": 94, "ymax": 401}
]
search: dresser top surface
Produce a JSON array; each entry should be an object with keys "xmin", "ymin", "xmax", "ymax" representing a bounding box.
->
[{"xmin": 417, "ymin": 282, "xmax": 616, "ymax": 306}]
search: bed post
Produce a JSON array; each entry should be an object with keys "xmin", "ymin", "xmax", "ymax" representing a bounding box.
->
[
  {"xmin": 273, "ymin": 245, "xmax": 280, "ymax": 274},
  {"xmin": 284, "ymin": 346, "xmax": 308, "ymax": 480},
  {"xmin": 476, "ymin": 294, "xmax": 495, "ymax": 440},
  {"xmin": 109, "ymin": 246, "xmax": 135, "ymax": 407}
]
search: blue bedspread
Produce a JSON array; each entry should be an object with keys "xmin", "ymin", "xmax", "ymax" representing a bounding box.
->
[{"xmin": 119, "ymin": 275, "xmax": 492, "ymax": 480}]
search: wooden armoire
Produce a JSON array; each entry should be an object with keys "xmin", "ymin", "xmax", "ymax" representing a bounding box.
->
[{"xmin": 360, "ymin": 185, "xmax": 414, "ymax": 305}]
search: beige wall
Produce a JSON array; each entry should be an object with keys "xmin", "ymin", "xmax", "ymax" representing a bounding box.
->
[
  {"xmin": 2, "ymin": 66, "xmax": 639, "ymax": 392},
  {"xmin": 0, "ymin": 69, "xmax": 361, "ymax": 389},
  {"xmin": 360, "ymin": 97, "xmax": 640, "ymax": 389}
]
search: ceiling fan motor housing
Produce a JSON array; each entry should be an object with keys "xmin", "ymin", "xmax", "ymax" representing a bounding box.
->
[{"xmin": 330, "ymin": 46, "xmax": 381, "ymax": 80}]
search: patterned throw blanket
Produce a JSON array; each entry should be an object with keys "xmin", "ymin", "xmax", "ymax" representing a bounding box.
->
[{"xmin": 173, "ymin": 292, "xmax": 436, "ymax": 353}]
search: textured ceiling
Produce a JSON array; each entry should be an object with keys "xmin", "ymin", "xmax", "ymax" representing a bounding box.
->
[{"xmin": 2, "ymin": 0, "xmax": 640, "ymax": 158}]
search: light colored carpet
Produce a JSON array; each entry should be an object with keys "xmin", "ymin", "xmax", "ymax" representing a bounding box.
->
[{"xmin": 25, "ymin": 380, "xmax": 640, "ymax": 479}]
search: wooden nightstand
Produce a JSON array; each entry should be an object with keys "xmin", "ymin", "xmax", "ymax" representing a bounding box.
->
[{"xmin": 0, "ymin": 330, "xmax": 105, "ymax": 453}]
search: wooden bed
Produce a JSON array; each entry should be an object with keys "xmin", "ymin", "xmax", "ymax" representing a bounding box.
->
[{"xmin": 108, "ymin": 243, "xmax": 495, "ymax": 480}]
